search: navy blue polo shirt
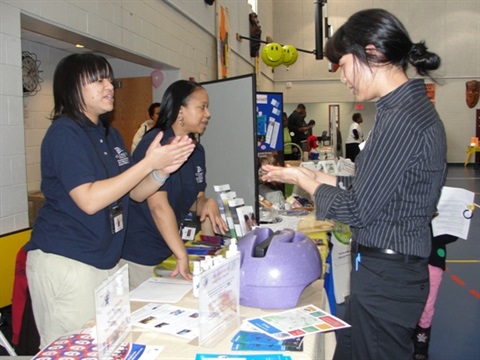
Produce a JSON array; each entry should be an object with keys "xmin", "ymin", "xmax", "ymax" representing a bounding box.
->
[
  {"xmin": 24, "ymin": 116, "xmax": 131, "ymax": 269},
  {"xmin": 122, "ymin": 128, "xmax": 206, "ymax": 266}
]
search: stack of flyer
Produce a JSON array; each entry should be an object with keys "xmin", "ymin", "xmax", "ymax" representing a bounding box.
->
[
  {"xmin": 213, "ymin": 184, "xmax": 257, "ymax": 239},
  {"xmin": 230, "ymin": 330, "xmax": 303, "ymax": 352},
  {"xmin": 195, "ymin": 354, "xmax": 294, "ymax": 360}
]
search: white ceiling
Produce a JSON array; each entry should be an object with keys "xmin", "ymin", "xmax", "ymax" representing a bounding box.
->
[
  {"xmin": 21, "ymin": 13, "xmax": 174, "ymax": 70},
  {"xmin": 22, "ymin": 29, "xmax": 100, "ymax": 55}
]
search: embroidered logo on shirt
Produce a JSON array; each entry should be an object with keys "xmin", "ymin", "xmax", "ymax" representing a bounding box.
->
[
  {"xmin": 114, "ymin": 147, "xmax": 130, "ymax": 166},
  {"xmin": 196, "ymin": 166, "xmax": 204, "ymax": 184}
]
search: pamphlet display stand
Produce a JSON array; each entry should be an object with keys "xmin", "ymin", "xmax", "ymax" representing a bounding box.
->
[
  {"xmin": 94, "ymin": 264, "xmax": 132, "ymax": 359},
  {"xmin": 198, "ymin": 253, "xmax": 241, "ymax": 347}
]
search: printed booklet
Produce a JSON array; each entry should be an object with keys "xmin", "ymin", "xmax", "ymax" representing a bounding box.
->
[
  {"xmin": 245, "ymin": 304, "xmax": 350, "ymax": 341},
  {"xmin": 231, "ymin": 330, "xmax": 303, "ymax": 352},
  {"xmin": 31, "ymin": 332, "xmax": 163, "ymax": 360}
]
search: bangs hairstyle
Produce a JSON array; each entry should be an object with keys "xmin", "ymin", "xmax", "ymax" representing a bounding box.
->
[
  {"xmin": 52, "ymin": 53, "xmax": 114, "ymax": 128},
  {"xmin": 154, "ymin": 80, "xmax": 203, "ymax": 132},
  {"xmin": 325, "ymin": 9, "xmax": 412, "ymax": 71}
]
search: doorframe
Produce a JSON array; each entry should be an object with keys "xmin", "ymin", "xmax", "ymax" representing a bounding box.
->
[{"xmin": 329, "ymin": 104, "xmax": 340, "ymax": 156}]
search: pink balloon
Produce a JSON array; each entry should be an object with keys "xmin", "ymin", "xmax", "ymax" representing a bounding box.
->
[{"xmin": 151, "ymin": 70, "xmax": 164, "ymax": 89}]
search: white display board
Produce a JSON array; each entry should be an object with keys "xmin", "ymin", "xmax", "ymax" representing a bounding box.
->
[{"xmin": 201, "ymin": 74, "xmax": 258, "ymax": 220}]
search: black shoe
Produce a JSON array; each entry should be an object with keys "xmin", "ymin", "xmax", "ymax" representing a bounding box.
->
[{"xmin": 413, "ymin": 325, "xmax": 431, "ymax": 360}]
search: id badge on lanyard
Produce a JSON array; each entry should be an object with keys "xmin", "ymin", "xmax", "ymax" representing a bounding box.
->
[
  {"xmin": 109, "ymin": 201, "xmax": 124, "ymax": 234},
  {"xmin": 179, "ymin": 211, "xmax": 199, "ymax": 241}
]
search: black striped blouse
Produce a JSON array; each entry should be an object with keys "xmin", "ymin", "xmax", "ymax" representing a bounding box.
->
[{"xmin": 315, "ymin": 79, "xmax": 447, "ymax": 257}]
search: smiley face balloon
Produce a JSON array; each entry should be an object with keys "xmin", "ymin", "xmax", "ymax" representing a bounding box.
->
[
  {"xmin": 282, "ymin": 45, "xmax": 298, "ymax": 66},
  {"xmin": 261, "ymin": 43, "xmax": 285, "ymax": 67}
]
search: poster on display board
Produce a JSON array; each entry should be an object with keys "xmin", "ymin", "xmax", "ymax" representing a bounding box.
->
[
  {"xmin": 256, "ymin": 92, "xmax": 284, "ymax": 196},
  {"xmin": 256, "ymin": 92, "xmax": 283, "ymax": 153}
]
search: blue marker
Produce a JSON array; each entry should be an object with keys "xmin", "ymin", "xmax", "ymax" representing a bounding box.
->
[{"xmin": 355, "ymin": 252, "xmax": 361, "ymax": 271}]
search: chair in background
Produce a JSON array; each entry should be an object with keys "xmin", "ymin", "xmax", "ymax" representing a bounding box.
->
[
  {"xmin": 319, "ymin": 131, "xmax": 331, "ymax": 146},
  {"xmin": 284, "ymin": 142, "xmax": 303, "ymax": 161}
]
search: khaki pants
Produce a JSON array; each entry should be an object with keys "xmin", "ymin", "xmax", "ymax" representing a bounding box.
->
[{"xmin": 26, "ymin": 250, "xmax": 118, "ymax": 348}]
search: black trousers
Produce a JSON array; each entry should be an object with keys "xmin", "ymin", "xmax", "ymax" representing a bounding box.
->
[
  {"xmin": 345, "ymin": 143, "xmax": 360, "ymax": 162},
  {"xmin": 333, "ymin": 249, "xmax": 429, "ymax": 360}
]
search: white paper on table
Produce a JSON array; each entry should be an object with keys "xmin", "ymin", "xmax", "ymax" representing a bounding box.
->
[
  {"xmin": 130, "ymin": 303, "xmax": 199, "ymax": 340},
  {"xmin": 431, "ymin": 186, "xmax": 475, "ymax": 240},
  {"xmin": 129, "ymin": 277, "xmax": 192, "ymax": 303}
]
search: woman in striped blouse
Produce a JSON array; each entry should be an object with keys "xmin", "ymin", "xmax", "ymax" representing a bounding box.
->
[{"xmin": 262, "ymin": 8, "xmax": 446, "ymax": 360}]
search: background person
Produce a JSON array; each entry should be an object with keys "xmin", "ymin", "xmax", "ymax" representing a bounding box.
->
[
  {"xmin": 345, "ymin": 112, "xmax": 364, "ymax": 162},
  {"xmin": 413, "ymin": 224, "xmax": 458, "ymax": 360},
  {"xmin": 306, "ymin": 119, "xmax": 316, "ymax": 137},
  {"xmin": 337, "ymin": 127, "xmax": 343, "ymax": 157},
  {"xmin": 261, "ymin": 8, "xmax": 445, "ymax": 360},
  {"xmin": 121, "ymin": 80, "xmax": 228, "ymax": 289},
  {"xmin": 131, "ymin": 102, "xmax": 161, "ymax": 154},
  {"xmin": 283, "ymin": 111, "xmax": 300, "ymax": 160},
  {"xmin": 24, "ymin": 54, "xmax": 194, "ymax": 348},
  {"xmin": 287, "ymin": 103, "xmax": 308, "ymax": 147}
]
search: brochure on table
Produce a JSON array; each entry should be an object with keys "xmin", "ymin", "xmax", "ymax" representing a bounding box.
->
[
  {"xmin": 198, "ymin": 252, "xmax": 241, "ymax": 347},
  {"xmin": 246, "ymin": 304, "xmax": 350, "ymax": 341},
  {"xmin": 196, "ymin": 354, "xmax": 293, "ymax": 360},
  {"xmin": 32, "ymin": 332, "xmax": 163, "ymax": 360},
  {"xmin": 130, "ymin": 303, "xmax": 199, "ymax": 340}
]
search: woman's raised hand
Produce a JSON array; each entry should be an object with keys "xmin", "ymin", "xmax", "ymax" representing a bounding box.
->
[{"xmin": 145, "ymin": 132, "xmax": 195, "ymax": 174}]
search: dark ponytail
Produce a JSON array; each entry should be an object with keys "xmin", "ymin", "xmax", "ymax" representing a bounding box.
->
[
  {"xmin": 408, "ymin": 41, "xmax": 441, "ymax": 76},
  {"xmin": 325, "ymin": 9, "xmax": 441, "ymax": 79}
]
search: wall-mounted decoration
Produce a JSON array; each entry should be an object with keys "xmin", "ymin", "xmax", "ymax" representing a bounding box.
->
[
  {"xmin": 466, "ymin": 80, "xmax": 479, "ymax": 109},
  {"xmin": 249, "ymin": 12, "xmax": 262, "ymax": 57},
  {"xmin": 22, "ymin": 51, "xmax": 43, "ymax": 96},
  {"xmin": 425, "ymin": 83, "xmax": 436, "ymax": 106},
  {"xmin": 216, "ymin": 4, "xmax": 230, "ymax": 78}
]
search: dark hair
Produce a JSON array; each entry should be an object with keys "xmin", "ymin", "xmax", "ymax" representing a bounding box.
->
[
  {"xmin": 297, "ymin": 103, "xmax": 306, "ymax": 110},
  {"xmin": 325, "ymin": 8, "xmax": 440, "ymax": 77},
  {"xmin": 52, "ymin": 53, "xmax": 114, "ymax": 129},
  {"xmin": 153, "ymin": 80, "xmax": 204, "ymax": 132},
  {"xmin": 148, "ymin": 102, "xmax": 161, "ymax": 117},
  {"xmin": 352, "ymin": 113, "xmax": 362, "ymax": 122}
]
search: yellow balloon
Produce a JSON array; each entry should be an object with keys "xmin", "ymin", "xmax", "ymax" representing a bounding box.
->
[
  {"xmin": 282, "ymin": 45, "xmax": 298, "ymax": 66},
  {"xmin": 261, "ymin": 43, "xmax": 284, "ymax": 67}
]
